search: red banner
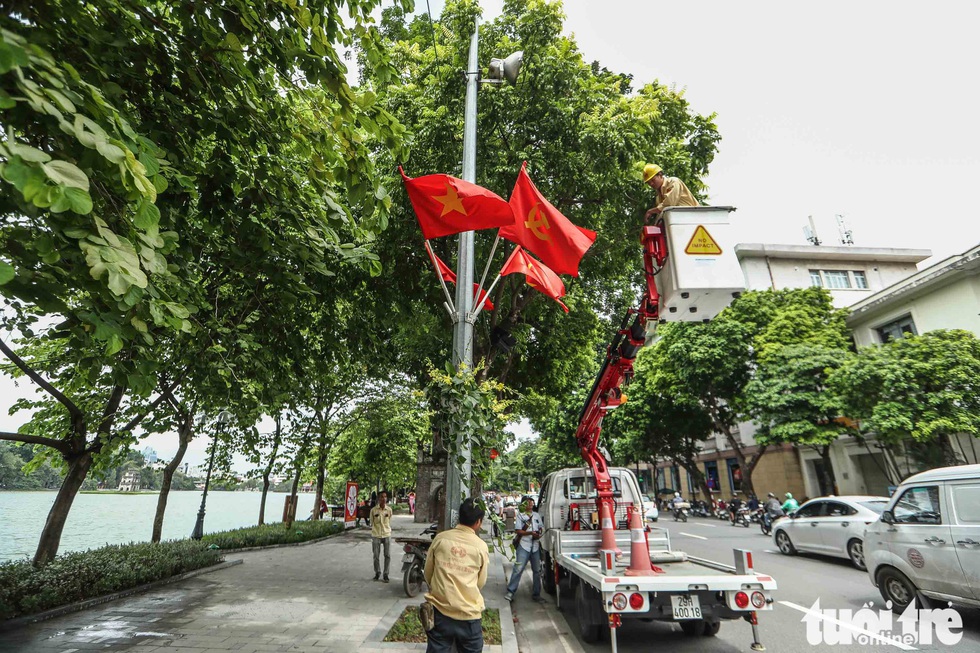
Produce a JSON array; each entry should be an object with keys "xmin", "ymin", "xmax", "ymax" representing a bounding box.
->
[{"xmin": 344, "ymin": 481, "xmax": 358, "ymax": 530}]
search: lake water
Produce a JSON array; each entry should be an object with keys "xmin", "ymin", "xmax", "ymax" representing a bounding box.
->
[{"xmin": 0, "ymin": 490, "xmax": 320, "ymax": 562}]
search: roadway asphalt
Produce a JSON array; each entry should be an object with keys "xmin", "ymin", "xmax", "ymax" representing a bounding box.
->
[{"xmin": 551, "ymin": 515, "xmax": 980, "ymax": 653}]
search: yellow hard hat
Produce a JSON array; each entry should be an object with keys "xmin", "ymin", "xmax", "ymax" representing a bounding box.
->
[{"xmin": 642, "ymin": 163, "xmax": 663, "ymax": 183}]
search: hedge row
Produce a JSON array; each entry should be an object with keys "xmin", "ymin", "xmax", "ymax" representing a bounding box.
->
[
  {"xmin": 0, "ymin": 540, "xmax": 222, "ymax": 620},
  {"xmin": 0, "ymin": 519, "xmax": 345, "ymax": 621},
  {"xmin": 200, "ymin": 519, "xmax": 343, "ymax": 549}
]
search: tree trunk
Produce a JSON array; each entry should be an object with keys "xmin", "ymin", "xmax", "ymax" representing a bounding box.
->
[
  {"xmin": 152, "ymin": 422, "xmax": 192, "ymax": 543},
  {"xmin": 258, "ymin": 415, "xmax": 282, "ymax": 525},
  {"xmin": 313, "ymin": 448, "xmax": 326, "ymax": 521},
  {"xmin": 676, "ymin": 457, "xmax": 712, "ymax": 500},
  {"xmin": 817, "ymin": 445, "xmax": 838, "ymax": 495},
  {"xmin": 286, "ymin": 467, "xmax": 301, "ymax": 528},
  {"xmin": 34, "ymin": 451, "xmax": 94, "ymax": 566}
]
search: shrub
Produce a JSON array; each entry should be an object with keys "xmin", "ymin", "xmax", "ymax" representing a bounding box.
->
[
  {"xmin": 200, "ymin": 519, "xmax": 343, "ymax": 550},
  {"xmin": 0, "ymin": 540, "xmax": 222, "ymax": 621}
]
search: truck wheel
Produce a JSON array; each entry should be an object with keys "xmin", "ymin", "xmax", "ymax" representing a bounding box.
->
[
  {"xmin": 679, "ymin": 621, "xmax": 700, "ymax": 636},
  {"xmin": 575, "ymin": 582, "xmax": 603, "ymax": 643},
  {"xmin": 542, "ymin": 552, "xmax": 557, "ymax": 596}
]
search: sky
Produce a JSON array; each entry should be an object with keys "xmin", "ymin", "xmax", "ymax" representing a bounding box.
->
[{"xmin": 3, "ymin": 0, "xmax": 979, "ymax": 471}]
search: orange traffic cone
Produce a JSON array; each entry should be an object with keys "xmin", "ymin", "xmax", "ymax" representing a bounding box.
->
[
  {"xmin": 598, "ymin": 500, "xmax": 621, "ymax": 555},
  {"xmin": 625, "ymin": 506, "xmax": 663, "ymax": 576}
]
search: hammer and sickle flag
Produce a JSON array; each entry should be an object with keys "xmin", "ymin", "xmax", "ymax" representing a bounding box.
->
[
  {"xmin": 500, "ymin": 246, "xmax": 569, "ymax": 313},
  {"xmin": 499, "ymin": 162, "xmax": 596, "ymax": 277},
  {"xmin": 400, "ymin": 167, "xmax": 515, "ymax": 240}
]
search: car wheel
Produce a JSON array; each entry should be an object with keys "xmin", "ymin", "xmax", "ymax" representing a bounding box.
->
[
  {"xmin": 775, "ymin": 530, "xmax": 796, "ymax": 555},
  {"xmin": 847, "ymin": 539, "xmax": 866, "ymax": 571},
  {"xmin": 877, "ymin": 568, "xmax": 930, "ymax": 612}
]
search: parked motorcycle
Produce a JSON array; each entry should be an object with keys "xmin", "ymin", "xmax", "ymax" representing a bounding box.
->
[{"xmin": 396, "ymin": 523, "xmax": 438, "ymax": 597}]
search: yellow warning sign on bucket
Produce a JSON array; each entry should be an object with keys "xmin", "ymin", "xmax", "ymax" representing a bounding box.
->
[{"xmin": 684, "ymin": 225, "xmax": 722, "ymax": 255}]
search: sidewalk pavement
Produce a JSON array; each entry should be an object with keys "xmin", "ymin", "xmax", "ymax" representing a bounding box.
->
[{"xmin": 0, "ymin": 514, "xmax": 521, "ymax": 653}]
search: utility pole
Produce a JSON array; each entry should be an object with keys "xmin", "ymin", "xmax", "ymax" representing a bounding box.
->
[{"xmin": 443, "ymin": 18, "xmax": 481, "ymax": 531}]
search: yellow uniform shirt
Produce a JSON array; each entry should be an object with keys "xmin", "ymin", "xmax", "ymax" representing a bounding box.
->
[
  {"xmin": 655, "ymin": 176, "xmax": 699, "ymax": 212},
  {"xmin": 370, "ymin": 505, "xmax": 393, "ymax": 538},
  {"xmin": 424, "ymin": 524, "xmax": 490, "ymax": 621}
]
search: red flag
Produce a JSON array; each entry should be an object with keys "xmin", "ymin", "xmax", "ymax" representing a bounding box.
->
[
  {"xmin": 426, "ymin": 244, "xmax": 494, "ymax": 311},
  {"xmin": 499, "ymin": 162, "xmax": 596, "ymax": 277},
  {"xmin": 500, "ymin": 246, "xmax": 569, "ymax": 313},
  {"xmin": 400, "ymin": 167, "xmax": 515, "ymax": 240}
]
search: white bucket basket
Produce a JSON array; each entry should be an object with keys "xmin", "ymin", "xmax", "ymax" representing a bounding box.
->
[{"xmin": 658, "ymin": 207, "xmax": 745, "ymax": 322}]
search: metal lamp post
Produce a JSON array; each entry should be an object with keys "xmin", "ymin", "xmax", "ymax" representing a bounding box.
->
[
  {"xmin": 443, "ymin": 15, "xmax": 523, "ymax": 530},
  {"xmin": 191, "ymin": 409, "xmax": 233, "ymax": 540}
]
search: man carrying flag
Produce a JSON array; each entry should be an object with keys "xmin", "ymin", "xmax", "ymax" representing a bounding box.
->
[{"xmin": 500, "ymin": 162, "xmax": 596, "ymax": 277}]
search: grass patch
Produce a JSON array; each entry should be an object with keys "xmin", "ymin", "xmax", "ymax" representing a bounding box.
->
[
  {"xmin": 200, "ymin": 519, "xmax": 343, "ymax": 550},
  {"xmin": 0, "ymin": 540, "xmax": 222, "ymax": 621},
  {"xmin": 384, "ymin": 606, "xmax": 501, "ymax": 644}
]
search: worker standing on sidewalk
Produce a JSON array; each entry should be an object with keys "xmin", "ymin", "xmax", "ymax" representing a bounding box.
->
[
  {"xmin": 505, "ymin": 496, "xmax": 546, "ymax": 604},
  {"xmin": 423, "ymin": 498, "xmax": 490, "ymax": 653},
  {"xmin": 642, "ymin": 163, "xmax": 699, "ymax": 222},
  {"xmin": 370, "ymin": 490, "xmax": 393, "ymax": 582}
]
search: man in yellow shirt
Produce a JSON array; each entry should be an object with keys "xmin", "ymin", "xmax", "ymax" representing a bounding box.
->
[
  {"xmin": 642, "ymin": 163, "xmax": 699, "ymax": 222},
  {"xmin": 370, "ymin": 491, "xmax": 393, "ymax": 582},
  {"xmin": 423, "ymin": 498, "xmax": 490, "ymax": 653}
]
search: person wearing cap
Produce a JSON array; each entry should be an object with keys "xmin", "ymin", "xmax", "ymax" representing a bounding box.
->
[
  {"xmin": 642, "ymin": 163, "xmax": 699, "ymax": 222},
  {"xmin": 782, "ymin": 492, "xmax": 800, "ymax": 514}
]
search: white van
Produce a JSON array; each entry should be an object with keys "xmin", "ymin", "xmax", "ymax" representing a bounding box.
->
[{"xmin": 864, "ymin": 464, "xmax": 980, "ymax": 611}]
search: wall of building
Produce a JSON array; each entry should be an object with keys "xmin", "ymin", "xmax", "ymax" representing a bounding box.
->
[
  {"xmin": 850, "ymin": 273, "xmax": 980, "ymax": 347},
  {"xmin": 740, "ymin": 256, "xmax": 922, "ymax": 308}
]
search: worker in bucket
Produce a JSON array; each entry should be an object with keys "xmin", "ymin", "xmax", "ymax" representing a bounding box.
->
[{"xmin": 642, "ymin": 163, "xmax": 699, "ymax": 222}]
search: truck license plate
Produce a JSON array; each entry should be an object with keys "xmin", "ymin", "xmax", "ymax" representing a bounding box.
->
[{"xmin": 670, "ymin": 594, "xmax": 702, "ymax": 620}]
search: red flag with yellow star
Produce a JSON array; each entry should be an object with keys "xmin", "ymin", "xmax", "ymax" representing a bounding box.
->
[
  {"xmin": 500, "ymin": 246, "xmax": 569, "ymax": 313},
  {"xmin": 400, "ymin": 168, "xmax": 515, "ymax": 240},
  {"xmin": 500, "ymin": 162, "xmax": 596, "ymax": 277}
]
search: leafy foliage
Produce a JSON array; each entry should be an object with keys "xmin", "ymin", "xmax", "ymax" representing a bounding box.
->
[
  {"xmin": 200, "ymin": 520, "xmax": 343, "ymax": 551},
  {"xmin": 829, "ymin": 329, "xmax": 980, "ymax": 464}
]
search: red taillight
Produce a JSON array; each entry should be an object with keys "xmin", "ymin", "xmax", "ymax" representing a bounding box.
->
[
  {"xmin": 734, "ymin": 591, "xmax": 750, "ymax": 609},
  {"xmin": 751, "ymin": 591, "xmax": 766, "ymax": 609},
  {"xmin": 629, "ymin": 592, "xmax": 644, "ymax": 610},
  {"xmin": 403, "ymin": 545, "xmax": 412, "ymax": 553},
  {"xmin": 611, "ymin": 593, "xmax": 628, "ymax": 611}
]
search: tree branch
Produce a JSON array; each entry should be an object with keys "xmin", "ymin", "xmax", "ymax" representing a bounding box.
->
[
  {"xmin": 0, "ymin": 430, "xmax": 71, "ymax": 454},
  {"xmin": 0, "ymin": 336, "xmax": 85, "ymax": 432}
]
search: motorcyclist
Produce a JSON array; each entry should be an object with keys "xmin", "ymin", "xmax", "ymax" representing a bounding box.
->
[
  {"xmin": 764, "ymin": 492, "xmax": 784, "ymax": 517},
  {"xmin": 782, "ymin": 492, "xmax": 800, "ymax": 514},
  {"xmin": 728, "ymin": 494, "xmax": 743, "ymax": 524}
]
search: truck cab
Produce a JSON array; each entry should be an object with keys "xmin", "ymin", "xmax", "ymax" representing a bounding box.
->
[{"xmin": 539, "ymin": 466, "xmax": 644, "ymax": 543}]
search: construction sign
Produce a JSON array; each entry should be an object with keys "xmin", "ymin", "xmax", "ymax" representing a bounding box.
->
[{"xmin": 684, "ymin": 225, "xmax": 723, "ymax": 255}]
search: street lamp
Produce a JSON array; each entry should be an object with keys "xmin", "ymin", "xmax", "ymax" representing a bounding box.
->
[
  {"xmin": 191, "ymin": 409, "xmax": 233, "ymax": 540},
  {"xmin": 444, "ymin": 15, "xmax": 523, "ymax": 530}
]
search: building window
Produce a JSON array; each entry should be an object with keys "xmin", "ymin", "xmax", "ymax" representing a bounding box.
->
[
  {"xmin": 853, "ymin": 270, "xmax": 869, "ymax": 289},
  {"xmin": 876, "ymin": 314, "xmax": 917, "ymax": 342},
  {"xmin": 822, "ymin": 270, "xmax": 851, "ymax": 289},
  {"xmin": 809, "ymin": 270, "xmax": 823, "ymax": 287}
]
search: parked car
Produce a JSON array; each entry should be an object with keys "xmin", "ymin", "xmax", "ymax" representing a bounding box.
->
[
  {"xmin": 773, "ymin": 495, "xmax": 890, "ymax": 570},
  {"xmin": 641, "ymin": 494, "xmax": 659, "ymax": 522},
  {"xmin": 865, "ymin": 464, "xmax": 980, "ymax": 612}
]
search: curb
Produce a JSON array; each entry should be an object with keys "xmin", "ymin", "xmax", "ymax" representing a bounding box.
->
[
  {"xmin": 492, "ymin": 549, "xmax": 520, "ymax": 653},
  {"xmin": 0, "ymin": 559, "xmax": 243, "ymax": 632}
]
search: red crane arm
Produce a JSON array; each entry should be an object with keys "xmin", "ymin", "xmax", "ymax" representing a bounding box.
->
[{"xmin": 575, "ymin": 226, "xmax": 668, "ymax": 524}]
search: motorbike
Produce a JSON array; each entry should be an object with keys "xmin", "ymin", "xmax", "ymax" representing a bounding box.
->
[
  {"xmin": 732, "ymin": 506, "xmax": 751, "ymax": 528},
  {"xmin": 671, "ymin": 501, "xmax": 690, "ymax": 522},
  {"xmin": 396, "ymin": 523, "xmax": 438, "ymax": 597},
  {"xmin": 749, "ymin": 507, "xmax": 763, "ymax": 524},
  {"xmin": 760, "ymin": 510, "xmax": 784, "ymax": 536}
]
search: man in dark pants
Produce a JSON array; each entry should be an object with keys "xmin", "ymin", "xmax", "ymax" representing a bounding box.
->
[{"xmin": 423, "ymin": 498, "xmax": 490, "ymax": 653}]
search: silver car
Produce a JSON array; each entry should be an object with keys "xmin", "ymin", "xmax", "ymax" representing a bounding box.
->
[{"xmin": 773, "ymin": 495, "xmax": 889, "ymax": 570}]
